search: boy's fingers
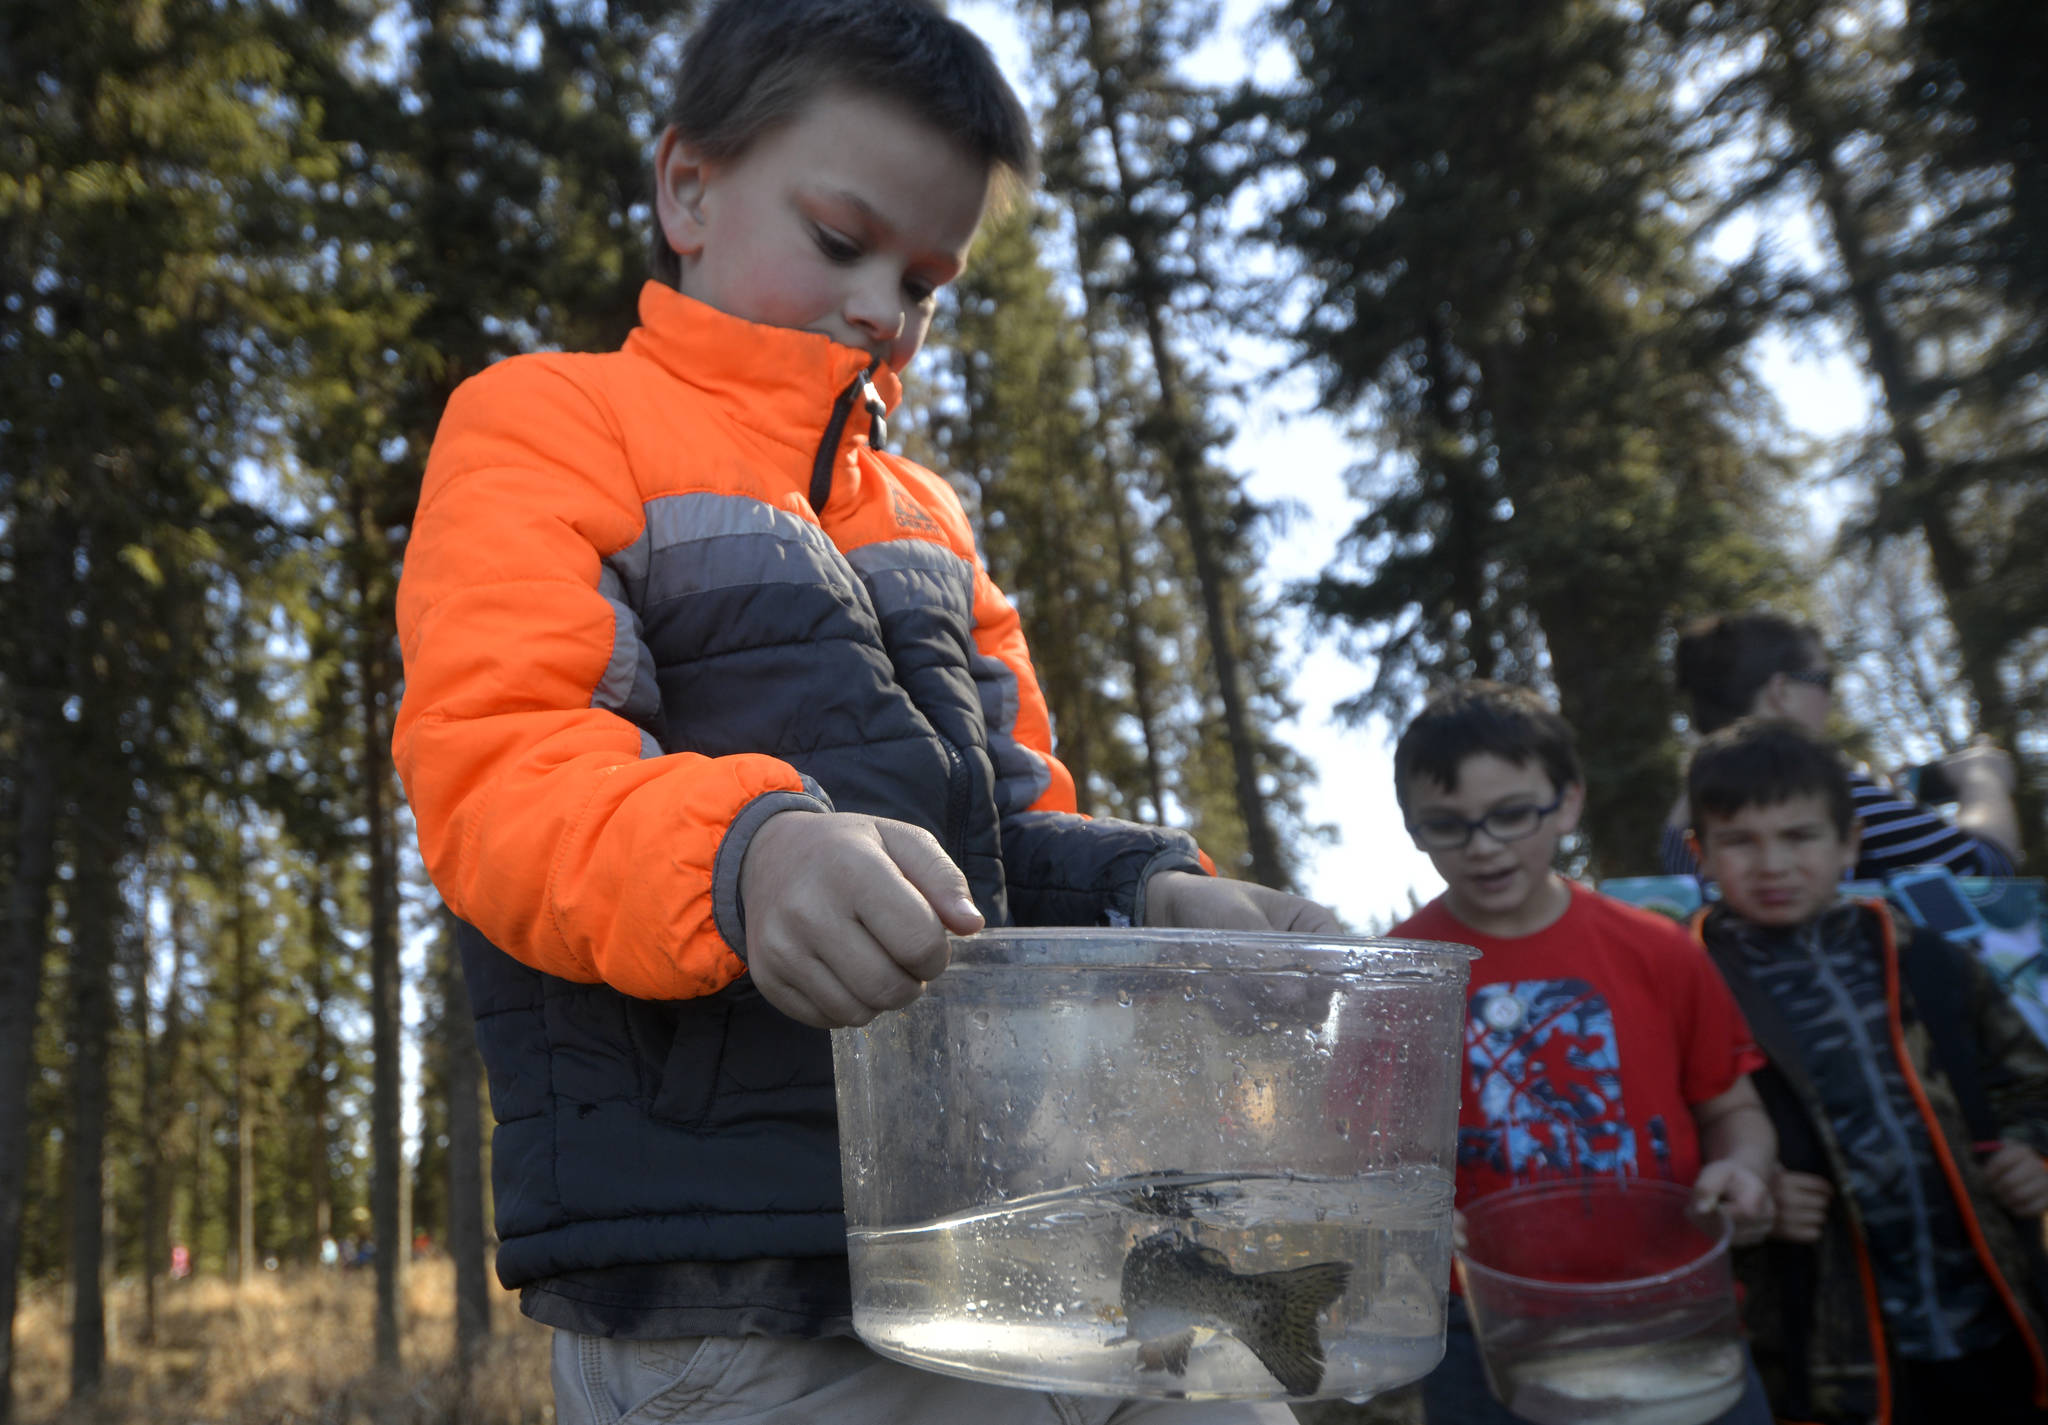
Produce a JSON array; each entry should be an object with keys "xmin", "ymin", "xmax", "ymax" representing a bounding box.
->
[
  {"xmin": 872, "ymin": 818, "xmax": 981, "ymax": 950},
  {"xmin": 1277, "ymin": 895, "xmax": 1346, "ymax": 934},
  {"xmin": 755, "ymin": 928, "xmax": 924, "ymax": 1028},
  {"xmin": 748, "ymin": 959, "xmax": 837, "ymax": 1029}
]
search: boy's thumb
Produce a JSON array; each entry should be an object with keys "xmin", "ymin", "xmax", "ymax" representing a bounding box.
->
[{"xmin": 874, "ymin": 820, "xmax": 984, "ymax": 934}]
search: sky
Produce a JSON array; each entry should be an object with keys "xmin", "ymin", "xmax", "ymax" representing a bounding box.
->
[{"xmin": 951, "ymin": 0, "xmax": 1876, "ymax": 931}]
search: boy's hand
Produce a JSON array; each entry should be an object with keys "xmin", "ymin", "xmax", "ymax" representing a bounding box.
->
[
  {"xmin": 1771, "ymin": 1170, "xmax": 1834, "ymax": 1244},
  {"xmin": 738, "ymin": 810, "xmax": 984, "ymax": 1029},
  {"xmin": 1451, "ymin": 1208, "xmax": 1468, "ymax": 1254},
  {"xmin": 1981, "ymin": 1143, "xmax": 2048, "ymax": 1218},
  {"xmin": 1693, "ymin": 1159, "xmax": 1774, "ymax": 1246},
  {"xmin": 1144, "ymin": 870, "xmax": 1344, "ymax": 934}
]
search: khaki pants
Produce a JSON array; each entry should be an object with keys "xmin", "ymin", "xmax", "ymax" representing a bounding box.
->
[{"xmin": 552, "ymin": 1330, "xmax": 1303, "ymax": 1425}]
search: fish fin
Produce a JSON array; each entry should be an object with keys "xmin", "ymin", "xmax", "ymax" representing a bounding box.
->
[
  {"xmin": 1135, "ymin": 1329, "xmax": 1197, "ymax": 1377},
  {"xmin": 1239, "ymin": 1258, "xmax": 1351, "ymax": 1397}
]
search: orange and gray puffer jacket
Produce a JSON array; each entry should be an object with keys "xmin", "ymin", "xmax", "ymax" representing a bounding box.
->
[{"xmin": 393, "ymin": 281, "xmax": 1205, "ymax": 1327}]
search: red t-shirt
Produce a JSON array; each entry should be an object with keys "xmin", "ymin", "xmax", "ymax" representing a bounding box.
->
[{"xmin": 1393, "ymin": 880, "xmax": 1765, "ymax": 1210}]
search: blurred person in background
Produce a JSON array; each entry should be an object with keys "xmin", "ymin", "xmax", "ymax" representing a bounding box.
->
[{"xmin": 1661, "ymin": 611, "xmax": 2018, "ymax": 880}]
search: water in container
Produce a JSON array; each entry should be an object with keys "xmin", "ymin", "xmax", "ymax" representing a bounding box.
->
[{"xmin": 851, "ymin": 1167, "xmax": 1453, "ymax": 1400}]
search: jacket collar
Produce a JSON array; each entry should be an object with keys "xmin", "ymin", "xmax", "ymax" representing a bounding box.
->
[
  {"xmin": 1707, "ymin": 898, "xmax": 1866, "ymax": 965},
  {"xmin": 624, "ymin": 281, "xmax": 904, "ymax": 450}
]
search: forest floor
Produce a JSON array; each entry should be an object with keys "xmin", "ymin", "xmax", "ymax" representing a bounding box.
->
[
  {"xmin": 14, "ymin": 1263, "xmax": 552, "ymax": 1425},
  {"xmin": 14, "ymin": 1264, "xmax": 1420, "ymax": 1424}
]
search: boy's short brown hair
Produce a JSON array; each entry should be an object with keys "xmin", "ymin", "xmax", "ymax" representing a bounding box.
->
[
  {"xmin": 649, "ymin": 0, "xmax": 1037, "ymax": 285},
  {"xmin": 1687, "ymin": 717, "xmax": 1857, "ymax": 839},
  {"xmin": 1393, "ymin": 681, "xmax": 1583, "ymax": 812}
]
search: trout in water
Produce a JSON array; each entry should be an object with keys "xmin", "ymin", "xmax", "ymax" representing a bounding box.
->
[{"xmin": 1111, "ymin": 1227, "xmax": 1351, "ymax": 1397}]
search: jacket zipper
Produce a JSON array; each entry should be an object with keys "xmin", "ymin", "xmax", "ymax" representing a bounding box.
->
[
  {"xmin": 809, "ymin": 362, "xmax": 887, "ymax": 516},
  {"xmin": 810, "ymin": 362, "xmax": 970, "ymax": 883},
  {"xmin": 934, "ymin": 729, "xmax": 970, "ymax": 869}
]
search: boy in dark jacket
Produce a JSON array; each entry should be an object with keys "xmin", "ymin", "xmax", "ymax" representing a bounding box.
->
[{"xmin": 1689, "ymin": 717, "xmax": 2048, "ymax": 1424}]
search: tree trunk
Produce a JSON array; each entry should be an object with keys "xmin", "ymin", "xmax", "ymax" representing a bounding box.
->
[
  {"xmin": 0, "ymin": 518, "xmax": 74, "ymax": 1425},
  {"xmin": 1074, "ymin": 233, "xmax": 1172, "ymax": 826},
  {"xmin": 1078, "ymin": 3, "xmax": 1289, "ymax": 886},
  {"xmin": 307, "ymin": 877, "xmax": 336, "ymax": 1254},
  {"xmin": 66, "ymin": 799, "xmax": 121, "ymax": 1399},
  {"xmin": 357, "ymin": 502, "xmax": 406, "ymax": 1367},
  {"xmin": 441, "ymin": 912, "xmax": 492, "ymax": 1366},
  {"xmin": 1777, "ymin": 17, "xmax": 2038, "ymax": 862},
  {"xmin": 231, "ymin": 814, "xmax": 256, "ymax": 1286}
]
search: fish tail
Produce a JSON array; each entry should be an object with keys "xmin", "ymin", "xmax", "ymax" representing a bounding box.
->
[{"xmin": 1238, "ymin": 1259, "xmax": 1351, "ymax": 1397}]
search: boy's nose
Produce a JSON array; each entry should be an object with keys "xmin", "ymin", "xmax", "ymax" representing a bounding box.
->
[{"xmin": 845, "ymin": 282, "xmax": 906, "ymax": 346}]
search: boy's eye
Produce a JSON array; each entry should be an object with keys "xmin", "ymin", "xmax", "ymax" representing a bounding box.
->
[
  {"xmin": 1485, "ymin": 804, "xmax": 1543, "ymax": 838},
  {"xmin": 813, "ymin": 227, "xmax": 860, "ymax": 262},
  {"xmin": 904, "ymin": 277, "xmax": 937, "ymax": 305},
  {"xmin": 1406, "ymin": 800, "xmax": 1551, "ymax": 850},
  {"xmin": 1411, "ymin": 816, "xmax": 1469, "ymax": 848}
]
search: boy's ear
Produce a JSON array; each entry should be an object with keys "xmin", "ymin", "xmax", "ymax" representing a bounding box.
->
[
  {"xmin": 1554, "ymin": 779, "xmax": 1587, "ymax": 835},
  {"xmin": 653, "ymin": 127, "xmax": 711, "ymax": 262}
]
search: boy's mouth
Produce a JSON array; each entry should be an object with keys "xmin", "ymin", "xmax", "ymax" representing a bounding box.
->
[{"xmin": 1466, "ymin": 865, "xmax": 1518, "ymax": 895}]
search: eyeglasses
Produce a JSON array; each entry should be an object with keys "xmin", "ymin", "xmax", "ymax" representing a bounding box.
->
[
  {"xmin": 1406, "ymin": 792, "xmax": 1567, "ymax": 851},
  {"xmin": 1783, "ymin": 667, "xmax": 1835, "ymax": 693}
]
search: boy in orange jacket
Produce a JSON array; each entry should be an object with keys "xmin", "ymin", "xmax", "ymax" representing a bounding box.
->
[{"xmin": 393, "ymin": 2, "xmax": 1333, "ymax": 1421}]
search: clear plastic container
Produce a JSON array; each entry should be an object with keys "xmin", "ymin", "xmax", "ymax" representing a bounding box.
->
[
  {"xmin": 830, "ymin": 928, "xmax": 1475, "ymax": 1402},
  {"xmin": 1458, "ymin": 1178, "xmax": 1744, "ymax": 1425}
]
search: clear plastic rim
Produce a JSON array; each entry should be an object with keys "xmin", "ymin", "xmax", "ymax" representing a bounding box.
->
[
  {"xmin": 937, "ymin": 927, "xmax": 1480, "ymax": 976},
  {"xmin": 1456, "ymin": 1178, "xmax": 1732, "ymax": 1295}
]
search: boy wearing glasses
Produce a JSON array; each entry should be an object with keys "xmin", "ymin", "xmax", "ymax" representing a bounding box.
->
[{"xmin": 1386, "ymin": 682, "xmax": 1778, "ymax": 1425}]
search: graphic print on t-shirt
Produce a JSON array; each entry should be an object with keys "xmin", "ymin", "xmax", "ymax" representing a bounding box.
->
[{"xmin": 1464, "ymin": 977, "xmax": 1654, "ymax": 1181}]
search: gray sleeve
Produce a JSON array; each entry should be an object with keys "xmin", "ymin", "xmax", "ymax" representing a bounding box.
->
[{"xmin": 710, "ymin": 777, "xmax": 836, "ymax": 961}]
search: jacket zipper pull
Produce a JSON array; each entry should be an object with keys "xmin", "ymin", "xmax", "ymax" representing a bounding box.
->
[{"xmin": 861, "ymin": 372, "xmax": 888, "ymax": 449}]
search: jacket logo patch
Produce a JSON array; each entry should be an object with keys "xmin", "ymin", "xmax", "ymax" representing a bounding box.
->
[{"xmin": 890, "ymin": 488, "xmax": 941, "ymax": 536}]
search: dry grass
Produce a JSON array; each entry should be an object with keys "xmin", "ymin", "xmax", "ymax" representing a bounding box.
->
[
  {"xmin": 14, "ymin": 1263, "xmax": 552, "ymax": 1425},
  {"xmin": 15, "ymin": 1265, "xmax": 1427, "ymax": 1424}
]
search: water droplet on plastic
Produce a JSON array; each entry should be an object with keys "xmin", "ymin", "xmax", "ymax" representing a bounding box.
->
[{"xmin": 1115, "ymin": 988, "xmax": 1133, "ymax": 1007}]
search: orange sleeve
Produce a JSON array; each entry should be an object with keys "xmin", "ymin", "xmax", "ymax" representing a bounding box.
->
[
  {"xmin": 393, "ymin": 356, "xmax": 812, "ymax": 1000},
  {"xmin": 968, "ymin": 559, "xmax": 1080, "ymax": 815}
]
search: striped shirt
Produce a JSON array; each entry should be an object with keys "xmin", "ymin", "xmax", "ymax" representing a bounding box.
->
[{"xmin": 1664, "ymin": 770, "xmax": 2017, "ymax": 881}]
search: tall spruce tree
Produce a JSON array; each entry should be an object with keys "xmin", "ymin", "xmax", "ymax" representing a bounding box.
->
[
  {"xmin": 1252, "ymin": 0, "xmax": 1794, "ymax": 870},
  {"xmin": 274, "ymin": 0, "xmax": 686, "ymax": 1361},
  {"xmin": 0, "ymin": 0, "xmax": 327, "ymax": 1403},
  {"xmin": 1657, "ymin": 0, "xmax": 2047, "ymax": 859},
  {"xmin": 1026, "ymin": 0, "xmax": 1317, "ymax": 886}
]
